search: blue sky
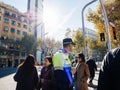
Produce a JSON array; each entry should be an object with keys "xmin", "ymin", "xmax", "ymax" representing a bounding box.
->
[{"xmin": 0, "ymin": 0, "xmax": 98, "ymax": 40}]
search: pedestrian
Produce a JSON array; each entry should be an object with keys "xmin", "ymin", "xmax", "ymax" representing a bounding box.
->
[
  {"xmin": 86, "ymin": 57, "xmax": 97, "ymax": 85},
  {"xmin": 52, "ymin": 38, "xmax": 75, "ymax": 90},
  {"xmin": 76, "ymin": 53, "xmax": 90, "ymax": 90},
  {"xmin": 73, "ymin": 57, "xmax": 79, "ymax": 90},
  {"xmin": 14, "ymin": 54, "xmax": 39, "ymax": 90},
  {"xmin": 97, "ymin": 47, "xmax": 120, "ymax": 90},
  {"xmin": 38, "ymin": 56, "xmax": 54, "ymax": 90}
]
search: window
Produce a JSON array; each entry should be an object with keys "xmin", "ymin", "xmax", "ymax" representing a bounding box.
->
[
  {"xmin": 4, "ymin": 18, "xmax": 9, "ymax": 23},
  {"xmin": 11, "ymin": 20, "xmax": 16, "ymax": 25},
  {"xmin": 0, "ymin": 16, "xmax": 1, "ymax": 21},
  {"xmin": 21, "ymin": 52, "xmax": 25, "ymax": 57},
  {"xmin": 11, "ymin": 13, "xmax": 16, "ymax": 18},
  {"xmin": 23, "ymin": 24, "xmax": 27, "ymax": 29},
  {"xmin": 18, "ymin": 16, "xmax": 21, "ymax": 21},
  {"xmin": 23, "ymin": 31, "xmax": 27, "ymax": 36},
  {"xmin": 17, "ymin": 30, "xmax": 20, "ymax": 35},
  {"xmin": 17, "ymin": 23, "xmax": 21, "ymax": 27},
  {"xmin": 1, "ymin": 36, "xmax": 7, "ymax": 40},
  {"xmin": 14, "ymin": 52, "xmax": 19, "ymax": 56},
  {"xmin": 23, "ymin": 18, "xmax": 28, "ymax": 23},
  {"xmin": 4, "ymin": 26, "xmax": 9, "ymax": 31},
  {"xmin": 4, "ymin": 11, "xmax": 10, "ymax": 16},
  {"xmin": 16, "ymin": 38, "xmax": 21, "ymax": 42},
  {"xmin": 29, "ymin": 29, "xmax": 31, "ymax": 32},
  {"xmin": 10, "ymin": 28, "xmax": 15, "ymax": 33}
]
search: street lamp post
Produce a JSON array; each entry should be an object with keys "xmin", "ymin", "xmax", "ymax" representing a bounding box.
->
[
  {"xmin": 31, "ymin": 22, "xmax": 43, "ymax": 63},
  {"xmin": 34, "ymin": 23, "xmax": 43, "ymax": 38},
  {"xmin": 81, "ymin": 0, "xmax": 97, "ymax": 57},
  {"xmin": 99, "ymin": 0, "xmax": 111, "ymax": 51},
  {"xmin": 34, "ymin": 23, "xmax": 48, "ymax": 62},
  {"xmin": 41, "ymin": 32, "xmax": 48, "ymax": 61}
]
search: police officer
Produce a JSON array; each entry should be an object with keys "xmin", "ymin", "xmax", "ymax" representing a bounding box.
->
[{"xmin": 52, "ymin": 38, "xmax": 75, "ymax": 90}]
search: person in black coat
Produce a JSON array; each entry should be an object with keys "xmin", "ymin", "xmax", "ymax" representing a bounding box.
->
[
  {"xmin": 97, "ymin": 47, "xmax": 120, "ymax": 90},
  {"xmin": 38, "ymin": 56, "xmax": 54, "ymax": 90},
  {"xmin": 86, "ymin": 57, "xmax": 97, "ymax": 85},
  {"xmin": 14, "ymin": 54, "xmax": 39, "ymax": 90}
]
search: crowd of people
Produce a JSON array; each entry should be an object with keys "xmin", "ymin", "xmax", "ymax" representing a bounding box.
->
[{"xmin": 13, "ymin": 38, "xmax": 120, "ymax": 90}]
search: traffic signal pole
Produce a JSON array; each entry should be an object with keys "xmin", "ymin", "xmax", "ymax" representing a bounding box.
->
[
  {"xmin": 82, "ymin": 0, "xmax": 97, "ymax": 57},
  {"xmin": 99, "ymin": 0, "xmax": 111, "ymax": 51}
]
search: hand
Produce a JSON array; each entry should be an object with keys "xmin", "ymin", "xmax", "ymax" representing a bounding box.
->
[
  {"xmin": 41, "ymin": 79, "xmax": 44, "ymax": 83},
  {"xmin": 71, "ymin": 67, "xmax": 76, "ymax": 74}
]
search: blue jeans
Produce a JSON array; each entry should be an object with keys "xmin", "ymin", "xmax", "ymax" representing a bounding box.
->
[{"xmin": 73, "ymin": 82, "xmax": 78, "ymax": 90}]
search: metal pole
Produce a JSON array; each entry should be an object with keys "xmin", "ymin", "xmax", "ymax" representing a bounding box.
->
[
  {"xmin": 82, "ymin": 0, "xmax": 97, "ymax": 57},
  {"xmin": 34, "ymin": 0, "xmax": 38, "ymax": 58},
  {"xmin": 41, "ymin": 25, "xmax": 43, "ymax": 61},
  {"xmin": 99, "ymin": 0, "xmax": 111, "ymax": 51},
  {"xmin": 41, "ymin": 25, "xmax": 47, "ymax": 61}
]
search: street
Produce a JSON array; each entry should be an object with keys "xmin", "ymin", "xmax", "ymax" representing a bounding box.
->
[
  {"xmin": 88, "ymin": 70, "xmax": 99, "ymax": 90},
  {"xmin": 0, "ymin": 67, "xmax": 99, "ymax": 90},
  {"xmin": 0, "ymin": 73, "xmax": 16, "ymax": 90},
  {"xmin": 0, "ymin": 0, "xmax": 119, "ymax": 89}
]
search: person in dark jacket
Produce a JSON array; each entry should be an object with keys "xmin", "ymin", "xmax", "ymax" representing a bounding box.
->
[
  {"xmin": 97, "ymin": 47, "xmax": 120, "ymax": 90},
  {"xmin": 38, "ymin": 56, "xmax": 54, "ymax": 90},
  {"xmin": 86, "ymin": 57, "xmax": 97, "ymax": 85},
  {"xmin": 14, "ymin": 54, "xmax": 39, "ymax": 90}
]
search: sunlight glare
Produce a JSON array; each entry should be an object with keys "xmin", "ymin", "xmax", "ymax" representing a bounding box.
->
[{"xmin": 43, "ymin": 7, "xmax": 59, "ymax": 29}]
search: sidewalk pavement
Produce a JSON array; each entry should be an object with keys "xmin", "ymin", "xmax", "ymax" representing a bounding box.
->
[
  {"xmin": 88, "ymin": 68, "xmax": 100, "ymax": 90},
  {"xmin": 0, "ymin": 67, "xmax": 100, "ymax": 90},
  {"xmin": 0, "ymin": 67, "xmax": 17, "ymax": 78}
]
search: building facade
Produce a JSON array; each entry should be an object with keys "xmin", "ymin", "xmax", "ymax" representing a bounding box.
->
[
  {"xmin": 80, "ymin": 27, "xmax": 98, "ymax": 58},
  {"xmin": 27, "ymin": 0, "xmax": 44, "ymax": 38},
  {"xmin": 84, "ymin": 27, "xmax": 97, "ymax": 40},
  {"xmin": 0, "ymin": 2, "xmax": 32, "ymax": 68},
  {"xmin": 27, "ymin": 0, "xmax": 45, "ymax": 63}
]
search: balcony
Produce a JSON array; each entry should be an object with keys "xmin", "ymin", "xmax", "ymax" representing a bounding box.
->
[
  {"xmin": 3, "ymin": 26, "xmax": 9, "ymax": 32},
  {"xmin": 11, "ymin": 20, "xmax": 16, "ymax": 26},
  {"xmin": 0, "ymin": 38, "xmax": 23, "ymax": 51},
  {"xmin": 4, "ymin": 18, "xmax": 9, "ymax": 23},
  {"xmin": 10, "ymin": 28, "xmax": 15, "ymax": 33},
  {"xmin": 4, "ymin": 13, "xmax": 10, "ymax": 17},
  {"xmin": 23, "ymin": 24, "xmax": 27, "ymax": 29}
]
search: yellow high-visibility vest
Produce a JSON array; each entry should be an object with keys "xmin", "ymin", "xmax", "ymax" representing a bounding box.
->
[{"xmin": 52, "ymin": 50, "xmax": 71, "ymax": 68}]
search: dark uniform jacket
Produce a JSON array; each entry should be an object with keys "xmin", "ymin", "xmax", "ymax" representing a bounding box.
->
[{"xmin": 97, "ymin": 47, "xmax": 120, "ymax": 90}]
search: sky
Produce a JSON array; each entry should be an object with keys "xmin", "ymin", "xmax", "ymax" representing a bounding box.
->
[{"xmin": 0, "ymin": 0, "xmax": 99, "ymax": 40}]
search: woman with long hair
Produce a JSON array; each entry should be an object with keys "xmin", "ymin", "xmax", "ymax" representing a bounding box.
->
[
  {"xmin": 76, "ymin": 53, "xmax": 90, "ymax": 90},
  {"xmin": 14, "ymin": 54, "xmax": 39, "ymax": 90}
]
